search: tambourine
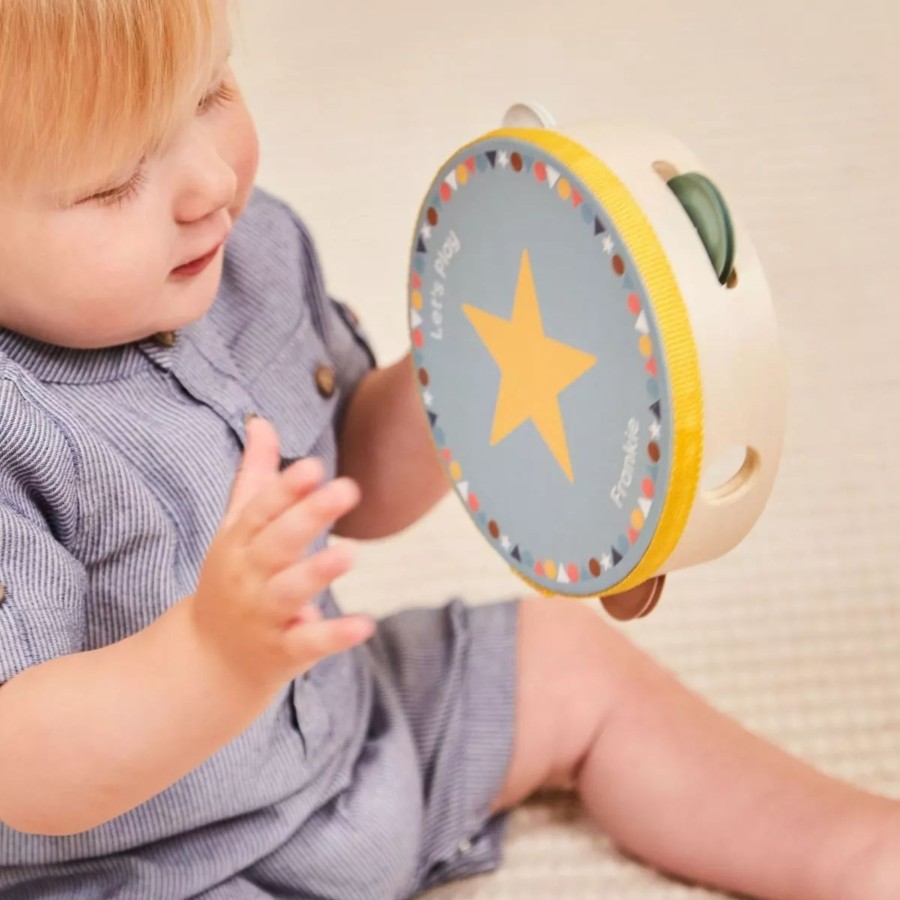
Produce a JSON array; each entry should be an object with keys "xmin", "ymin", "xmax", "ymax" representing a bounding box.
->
[{"xmin": 408, "ymin": 103, "xmax": 787, "ymax": 619}]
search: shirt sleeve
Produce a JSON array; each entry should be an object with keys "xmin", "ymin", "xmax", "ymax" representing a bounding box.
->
[
  {"xmin": 326, "ymin": 296, "xmax": 378, "ymax": 399},
  {"xmin": 0, "ymin": 377, "xmax": 87, "ymax": 684}
]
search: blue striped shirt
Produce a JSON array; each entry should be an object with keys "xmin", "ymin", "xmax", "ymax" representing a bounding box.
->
[{"xmin": 0, "ymin": 190, "xmax": 515, "ymax": 898}]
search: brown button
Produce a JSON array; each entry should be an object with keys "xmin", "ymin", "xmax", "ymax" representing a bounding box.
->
[
  {"xmin": 152, "ymin": 330, "xmax": 178, "ymax": 348},
  {"xmin": 0, "ymin": 583, "xmax": 6, "ymax": 606},
  {"xmin": 315, "ymin": 364, "xmax": 336, "ymax": 398}
]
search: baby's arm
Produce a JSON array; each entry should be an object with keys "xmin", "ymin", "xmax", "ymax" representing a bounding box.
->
[
  {"xmin": 0, "ymin": 596, "xmax": 264, "ymax": 835},
  {"xmin": 334, "ymin": 353, "xmax": 449, "ymax": 539},
  {"xmin": 0, "ymin": 420, "xmax": 372, "ymax": 836}
]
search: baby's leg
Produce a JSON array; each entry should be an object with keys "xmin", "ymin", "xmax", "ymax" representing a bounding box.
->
[{"xmin": 492, "ymin": 598, "xmax": 899, "ymax": 900}]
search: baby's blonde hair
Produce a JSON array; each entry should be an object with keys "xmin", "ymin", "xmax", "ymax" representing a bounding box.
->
[{"xmin": 0, "ymin": 0, "xmax": 219, "ymax": 197}]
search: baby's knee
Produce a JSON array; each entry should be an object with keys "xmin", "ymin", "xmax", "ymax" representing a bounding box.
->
[
  {"xmin": 517, "ymin": 597, "xmax": 643, "ymax": 693},
  {"xmin": 519, "ymin": 594, "xmax": 623, "ymax": 643}
]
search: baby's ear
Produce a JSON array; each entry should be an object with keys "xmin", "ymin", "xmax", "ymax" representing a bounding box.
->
[{"xmin": 223, "ymin": 417, "xmax": 282, "ymax": 525}]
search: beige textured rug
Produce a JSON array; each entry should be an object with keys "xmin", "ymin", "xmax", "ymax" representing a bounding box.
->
[{"xmin": 234, "ymin": 0, "xmax": 900, "ymax": 895}]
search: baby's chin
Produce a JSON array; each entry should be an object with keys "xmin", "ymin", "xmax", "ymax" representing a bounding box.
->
[
  {"xmin": 30, "ymin": 250, "xmax": 230, "ymax": 351},
  {"xmin": 155, "ymin": 253, "xmax": 227, "ymax": 333},
  {"xmin": 82, "ymin": 276, "xmax": 223, "ymax": 349}
]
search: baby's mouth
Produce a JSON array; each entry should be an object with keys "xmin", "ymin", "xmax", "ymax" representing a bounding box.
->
[{"xmin": 171, "ymin": 243, "xmax": 224, "ymax": 279}]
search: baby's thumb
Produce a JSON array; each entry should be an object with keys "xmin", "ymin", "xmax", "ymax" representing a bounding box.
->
[{"xmin": 225, "ymin": 417, "xmax": 282, "ymax": 523}]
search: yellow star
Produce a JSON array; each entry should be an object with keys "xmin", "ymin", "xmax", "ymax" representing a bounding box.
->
[{"xmin": 463, "ymin": 249, "xmax": 597, "ymax": 483}]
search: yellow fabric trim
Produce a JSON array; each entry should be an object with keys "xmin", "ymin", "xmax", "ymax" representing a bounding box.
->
[{"xmin": 473, "ymin": 128, "xmax": 705, "ymax": 596}]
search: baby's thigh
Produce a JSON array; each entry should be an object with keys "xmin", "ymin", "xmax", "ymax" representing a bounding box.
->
[{"xmin": 491, "ymin": 597, "xmax": 649, "ymax": 811}]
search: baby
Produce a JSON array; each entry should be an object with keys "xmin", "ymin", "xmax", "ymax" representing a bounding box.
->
[{"xmin": 0, "ymin": 2, "xmax": 897, "ymax": 899}]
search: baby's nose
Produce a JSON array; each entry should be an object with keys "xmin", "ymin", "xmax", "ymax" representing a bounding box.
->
[{"xmin": 174, "ymin": 143, "xmax": 238, "ymax": 225}]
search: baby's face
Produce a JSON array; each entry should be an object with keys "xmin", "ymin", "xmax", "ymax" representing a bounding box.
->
[{"xmin": 0, "ymin": 50, "xmax": 258, "ymax": 349}]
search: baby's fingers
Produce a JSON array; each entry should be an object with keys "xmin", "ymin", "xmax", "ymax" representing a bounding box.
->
[
  {"xmin": 222, "ymin": 418, "xmax": 283, "ymax": 528},
  {"xmin": 285, "ymin": 615, "xmax": 375, "ymax": 672},
  {"xmin": 251, "ymin": 479, "xmax": 360, "ymax": 574},
  {"xmin": 230, "ymin": 457, "xmax": 327, "ymax": 543},
  {"xmin": 267, "ymin": 543, "xmax": 355, "ymax": 618}
]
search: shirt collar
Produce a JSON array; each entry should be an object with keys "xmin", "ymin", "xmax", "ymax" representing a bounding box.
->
[{"xmin": 0, "ymin": 328, "xmax": 180, "ymax": 385}]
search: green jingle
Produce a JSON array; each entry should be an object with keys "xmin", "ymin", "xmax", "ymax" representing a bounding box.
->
[{"xmin": 667, "ymin": 172, "xmax": 736, "ymax": 285}]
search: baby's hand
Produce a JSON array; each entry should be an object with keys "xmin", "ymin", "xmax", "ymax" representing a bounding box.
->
[{"xmin": 188, "ymin": 418, "xmax": 374, "ymax": 693}]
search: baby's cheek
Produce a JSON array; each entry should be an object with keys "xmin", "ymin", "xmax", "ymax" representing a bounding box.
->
[
  {"xmin": 229, "ymin": 110, "xmax": 260, "ymax": 221},
  {"xmin": 95, "ymin": 240, "xmax": 170, "ymax": 324}
]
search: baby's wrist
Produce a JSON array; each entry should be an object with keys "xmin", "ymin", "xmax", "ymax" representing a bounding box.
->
[{"xmin": 166, "ymin": 596, "xmax": 281, "ymax": 714}]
